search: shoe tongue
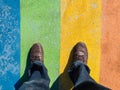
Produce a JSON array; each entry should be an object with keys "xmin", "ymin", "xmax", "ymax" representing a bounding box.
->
[{"xmin": 77, "ymin": 51, "xmax": 85, "ymax": 56}]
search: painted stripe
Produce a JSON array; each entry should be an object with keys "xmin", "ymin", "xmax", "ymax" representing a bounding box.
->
[
  {"xmin": 0, "ymin": 0, "xmax": 20, "ymax": 90},
  {"xmin": 60, "ymin": 0, "xmax": 102, "ymax": 89},
  {"xmin": 100, "ymin": 0, "xmax": 120, "ymax": 89},
  {"xmin": 20, "ymin": 0, "xmax": 60, "ymax": 87}
]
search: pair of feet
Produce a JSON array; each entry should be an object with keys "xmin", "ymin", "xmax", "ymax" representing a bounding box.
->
[{"xmin": 30, "ymin": 42, "xmax": 88, "ymax": 64}]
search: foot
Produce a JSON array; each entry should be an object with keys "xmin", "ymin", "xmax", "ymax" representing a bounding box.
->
[
  {"xmin": 30, "ymin": 43, "xmax": 44, "ymax": 63},
  {"xmin": 73, "ymin": 42, "xmax": 88, "ymax": 64}
]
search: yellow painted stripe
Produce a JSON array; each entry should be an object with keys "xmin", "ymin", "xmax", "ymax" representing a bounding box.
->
[{"xmin": 60, "ymin": 0, "xmax": 102, "ymax": 89}]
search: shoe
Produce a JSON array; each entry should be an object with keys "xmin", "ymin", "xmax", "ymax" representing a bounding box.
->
[
  {"xmin": 73, "ymin": 42, "xmax": 88, "ymax": 64},
  {"xmin": 30, "ymin": 43, "xmax": 44, "ymax": 63}
]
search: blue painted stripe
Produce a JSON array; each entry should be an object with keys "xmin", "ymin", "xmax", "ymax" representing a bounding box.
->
[{"xmin": 0, "ymin": 0, "xmax": 20, "ymax": 90}]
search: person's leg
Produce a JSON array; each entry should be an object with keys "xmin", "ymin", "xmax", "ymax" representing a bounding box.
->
[
  {"xmin": 69, "ymin": 61, "xmax": 92, "ymax": 87},
  {"xmin": 19, "ymin": 43, "xmax": 50, "ymax": 90},
  {"xmin": 69, "ymin": 61, "xmax": 109, "ymax": 90},
  {"xmin": 68, "ymin": 42, "xmax": 110, "ymax": 90},
  {"xmin": 19, "ymin": 61, "xmax": 50, "ymax": 90},
  {"xmin": 29, "ymin": 61, "xmax": 50, "ymax": 82}
]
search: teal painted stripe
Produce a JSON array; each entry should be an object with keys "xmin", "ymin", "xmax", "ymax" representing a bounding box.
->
[
  {"xmin": 20, "ymin": 0, "xmax": 60, "ymax": 88},
  {"xmin": 0, "ymin": 0, "xmax": 20, "ymax": 90}
]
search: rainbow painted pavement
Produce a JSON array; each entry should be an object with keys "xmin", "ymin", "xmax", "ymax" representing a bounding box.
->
[{"xmin": 0, "ymin": 0, "xmax": 120, "ymax": 90}]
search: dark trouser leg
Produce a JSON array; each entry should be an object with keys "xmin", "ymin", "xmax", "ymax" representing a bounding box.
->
[
  {"xmin": 19, "ymin": 61, "xmax": 50, "ymax": 90},
  {"xmin": 68, "ymin": 61, "xmax": 110, "ymax": 90}
]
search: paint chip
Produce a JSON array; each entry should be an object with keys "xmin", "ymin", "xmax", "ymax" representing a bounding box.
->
[{"xmin": 92, "ymin": 3, "xmax": 98, "ymax": 9}]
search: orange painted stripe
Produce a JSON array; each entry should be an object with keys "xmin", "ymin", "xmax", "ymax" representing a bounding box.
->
[{"xmin": 100, "ymin": 0, "xmax": 120, "ymax": 90}]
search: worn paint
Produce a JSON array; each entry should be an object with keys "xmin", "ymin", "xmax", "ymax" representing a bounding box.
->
[{"xmin": 0, "ymin": 0, "xmax": 20, "ymax": 90}]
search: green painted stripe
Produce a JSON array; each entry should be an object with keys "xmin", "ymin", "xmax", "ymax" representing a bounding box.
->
[{"xmin": 20, "ymin": 0, "xmax": 60, "ymax": 87}]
